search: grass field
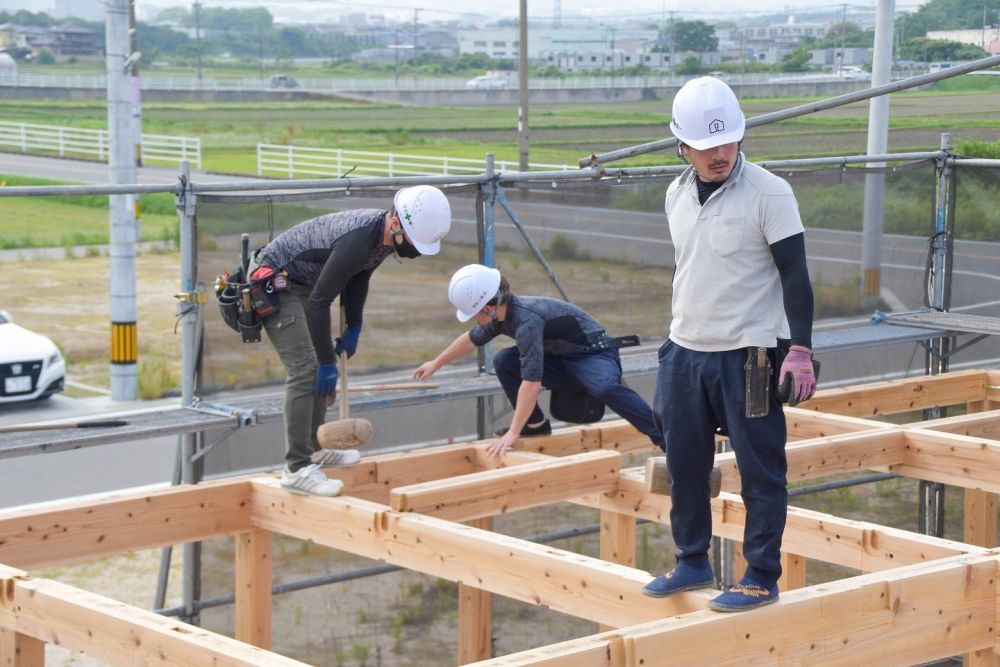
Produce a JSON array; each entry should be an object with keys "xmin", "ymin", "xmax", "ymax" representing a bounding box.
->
[{"xmin": 3, "ymin": 78, "xmax": 1000, "ymax": 173}]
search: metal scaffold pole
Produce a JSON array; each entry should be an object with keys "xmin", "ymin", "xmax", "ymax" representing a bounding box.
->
[
  {"xmin": 175, "ymin": 160, "xmax": 205, "ymax": 623},
  {"xmin": 477, "ymin": 154, "xmax": 497, "ymax": 439}
]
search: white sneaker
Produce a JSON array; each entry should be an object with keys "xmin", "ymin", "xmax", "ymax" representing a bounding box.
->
[
  {"xmin": 281, "ymin": 464, "xmax": 345, "ymax": 497},
  {"xmin": 311, "ymin": 448, "xmax": 362, "ymax": 467}
]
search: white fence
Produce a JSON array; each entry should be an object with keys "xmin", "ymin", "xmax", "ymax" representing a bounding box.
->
[
  {"xmin": 0, "ymin": 121, "xmax": 201, "ymax": 169},
  {"xmin": 257, "ymin": 143, "xmax": 573, "ymax": 178}
]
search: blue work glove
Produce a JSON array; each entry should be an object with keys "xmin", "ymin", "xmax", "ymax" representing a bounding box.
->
[
  {"xmin": 334, "ymin": 324, "xmax": 362, "ymax": 359},
  {"xmin": 314, "ymin": 362, "xmax": 339, "ymax": 398}
]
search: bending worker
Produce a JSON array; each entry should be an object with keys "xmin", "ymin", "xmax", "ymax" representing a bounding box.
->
[
  {"xmin": 250, "ymin": 186, "xmax": 451, "ymax": 496},
  {"xmin": 413, "ymin": 264, "xmax": 664, "ymax": 457},
  {"xmin": 642, "ymin": 77, "xmax": 816, "ymax": 611}
]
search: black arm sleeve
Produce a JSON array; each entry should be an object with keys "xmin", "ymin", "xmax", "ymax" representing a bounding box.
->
[
  {"xmin": 306, "ymin": 227, "xmax": 377, "ymax": 364},
  {"xmin": 770, "ymin": 232, "xmax": 814, "ymax": 348},
  {"xmin": 340, "ymin": 268, "xmax": 375, "ymax": 328}
]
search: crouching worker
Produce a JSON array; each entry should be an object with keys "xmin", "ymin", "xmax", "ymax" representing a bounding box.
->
[
  {"xmin": 413, "ymin": 264, "xmax": 664, "ymax": 457},
  {"xmin": 250, "ymin": 185, "xmax": 451, "ymax": 495}
]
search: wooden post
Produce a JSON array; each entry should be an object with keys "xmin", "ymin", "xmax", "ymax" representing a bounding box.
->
[
  {"xmin": 964, "ymin": 401, "xmax": 1000, "ymax": 549},
  {"xmin": 599, "ymin": 509, "xmax": 636, "ymax": 631},
  {"xmin": 779, "ymin": 552, "xmax": 806, "ymax": 591},
  {"xmin": 0, "ymin": 627, "xmax": 45, "ymax": 667},
  {"xmin": 458, "ymin": 517, "xmax": 492, "ymax": 664},
  {"xmin": 234, "ymin": 529, "xmax": 272, "ymax": 650},
  {"xmin": 730, "ymin": 542, "xmax": 748, "ymax": 584}
]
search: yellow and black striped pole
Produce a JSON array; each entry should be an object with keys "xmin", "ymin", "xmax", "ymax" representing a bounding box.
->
[{"xmin": 110, "ymin": 321, "xmax": 137, "ymax": 366}]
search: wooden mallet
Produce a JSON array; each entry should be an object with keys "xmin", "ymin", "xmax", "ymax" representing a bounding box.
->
[
  {"xmin": 645, "ymin": 456, "xmax": 723, "ymax": 497},
  {"xmin": 316, "ymin": 308, "xmax": 374, "ymax": 450}
]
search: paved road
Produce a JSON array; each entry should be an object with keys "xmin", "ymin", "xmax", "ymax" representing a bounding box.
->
[{"xmin": 2, "ymin": 152, "xmax": 997, "ymax": 507}]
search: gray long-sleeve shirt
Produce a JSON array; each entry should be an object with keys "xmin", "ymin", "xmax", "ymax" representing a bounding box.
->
[
  {"xmin": 468, "ymin": 295, "xmax": 606, "ymax": 381},
  {"xmin": 261, "ymin": 209, "xmax": 393, "ymax": 364}
]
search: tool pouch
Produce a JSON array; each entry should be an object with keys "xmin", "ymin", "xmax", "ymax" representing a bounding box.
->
[
  {"xmin": 774, "ymin": 339, "xmax": 822, "ymax": 405},
  {"xmin": 249, "ymin": 266, "xmax": 287, "ymax": 318},
  {"xmin": 550, "ymin": 390, "xmax": 606, "ymax": 424},
  {"xmin": 214, "ymin": 265, "xmax": 245, "ymax": 334},
  {"xmin": 744, "ymin": 347, "xmax": 772, "ymax": 418}
]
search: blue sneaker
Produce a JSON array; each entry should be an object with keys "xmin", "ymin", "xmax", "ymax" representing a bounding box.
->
[
  {"xmin": 641, "ymin": 562, "xmax": 715, "ymax": 598},
  {"xmin": 707, "ymin": 578, "xmax": 778, "ymax": 612}
]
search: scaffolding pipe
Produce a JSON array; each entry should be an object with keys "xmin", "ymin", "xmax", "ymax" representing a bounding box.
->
[
  {"xmin": 577, "ymin": 53, "xmax": 1000, "ymax": 168},
  {"xmin": 496, "ymin": 188, "xmax": 572, "ymax": 302},
  {"xmin": 0, "ymin": 151, "xmax": 956, "ymax": 199}
]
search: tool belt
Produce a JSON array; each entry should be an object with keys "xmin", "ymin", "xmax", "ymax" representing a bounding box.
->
[
  {"xmin": 549, "ymin": 333, "xmax": 641, "ymax": 424},
  {"xmin": 213, "ymin": 251, "xmax": 289, "ymax": 344}
]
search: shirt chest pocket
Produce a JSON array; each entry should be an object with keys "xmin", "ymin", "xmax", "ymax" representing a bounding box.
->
[{"xmin": 709, "ymin": 215, "xmax": 744, "ymax": 257}]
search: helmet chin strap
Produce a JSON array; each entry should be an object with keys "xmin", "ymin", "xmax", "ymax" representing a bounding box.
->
[{"xmin": 490, "ymin": 288, "xmax": 507, "ymax": 322}]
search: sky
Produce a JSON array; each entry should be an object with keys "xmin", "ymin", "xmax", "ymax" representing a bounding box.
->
[{"xmin": 3, "ymin": 0, "xmax": 926, "ymax": 24}]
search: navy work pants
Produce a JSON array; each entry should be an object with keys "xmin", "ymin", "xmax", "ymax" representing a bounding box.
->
[
  {"xmin": 493, "ymin": 346, "xmax": 664, "ymax": 448},
  {"xmin": 653, "ymin": 341, "xmax": 788, "ymax": 587}
]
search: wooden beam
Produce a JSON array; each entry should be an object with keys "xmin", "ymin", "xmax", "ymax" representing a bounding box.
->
[
  {"xmin": 249, "ymin": 479, "xmax": 713, "ymax": 627},
  {"xmin": 459, "ymin": 517, "xmax": 493, "ymax": 665},
  {"xmin": 390, "ymin": 450, "xmax": 621, "ymax": 521},
  {"xmin": 466, "ymin": 631, "xmax": 626, "ymax": 667},
  {"xmin": 508, "ymin": 420, "xmax": 655, "ymax": 457},
  {"xmin": 784, "ymin": 407, "xmax": 889, "ymax": 440},
  {"xmin": 621, "ymin": 552, "xmax": 999, "ymax": 666},
  {"xmin": 599, "ymin": 509, "xmax": 636, "ymax": 632},
  {"xmin": 909, "ymin": 408, "xmax": 1000, "ymax": 440},
  {"xmin": 779, "ymin": 552, "xmax": 806, "ymax": 591},
  {"xmin": 235, "ymin": 529, "xmax": 272, "ymax": 650},
  {"xmin": 0, "ymin": 567, "xmax": 307, "ymax": 666},
  {"xmin": 801, "ymin": 369, "xmax": 987, "ymax": 417},
  {"xmin": 897, "ymin": 429, "xmax": 1000, "ymax": 493},
  {"xmin": 0, "ymin": 627, "xmax": 44, "ymax": 667},
  {"xmin": 579, "ymin": 472, "xmax": 981, "ymax": 572},
  {"xmin": 0, "ymin": 480, "xmax": 253, "ymax": 569}
]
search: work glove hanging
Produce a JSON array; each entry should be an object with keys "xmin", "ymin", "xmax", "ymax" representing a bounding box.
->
[
  {"xmin": 334, "ymin": 324, "xmax": 362, "ymax": 359},
  {"xmin": 777, "ymin": 345, "xmax": 816, "ymax": 406},
  {"xmin": 314, "ymin": 362, "xmax": 339, "ymax": 399}
]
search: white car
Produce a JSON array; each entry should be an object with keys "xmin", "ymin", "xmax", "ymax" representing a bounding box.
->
[
  {"xmin": 0, "ymin": 310, "xmax": 65, "ymax": 403},
  {"xmin": 839, "ymin": 66, "xmax": 871, "ymax": 81},
  {"xmin": 466, "ymin": 75, "xmax": 508, "ymax": 90}
]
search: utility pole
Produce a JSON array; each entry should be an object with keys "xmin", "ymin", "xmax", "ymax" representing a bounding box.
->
[
  {"xmin": 669, "ymin": 11, "xmax": 676, "ymax": 78},
  {"xmin": 609, "ymin": 26, "xmax": 616, "ymax": 81},
  {"xmin": 518, "ymin": 0, "xmax": 529, "ymax": 171},
  {"xmin": 257, "ymin": 22, "xmax": 264, "ymax": 82},
  {"xmin": 393, "ymin": 27, "xmax": 399, "ymax": 89},
  {"xmin": 193, "ymin": 1, "xmax": 202, "ymax": 84},
  {"xmin": 105, "ymin": 0, "xmax": 138, "ymax": 401},
  {"xmin": 860, "ymin": 0, "xmax": 895, "ymax": 308},
  {"xmin": 128, "ymin": 0, "xmax": 141, "ymax": 169},
  {"xmin": 838, "ymin": 3, "xmax": 847, "ymax": 77},
  {"xmin": 412, "ymin": 8, "xmax": 419, "ymax": 87}
]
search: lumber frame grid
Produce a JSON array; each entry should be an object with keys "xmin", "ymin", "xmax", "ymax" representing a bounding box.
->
[{"xmin": 1, "ymin": 369, "xmax": 1000, "ymax": 666}]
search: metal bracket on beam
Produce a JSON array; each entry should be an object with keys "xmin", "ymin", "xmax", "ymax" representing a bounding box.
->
[{"xmin": 188, "ymin": 401, "xmax": 258, "ymax": 427}]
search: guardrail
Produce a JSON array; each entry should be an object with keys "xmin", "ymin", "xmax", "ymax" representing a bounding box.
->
[
  {"xmin": 0, "ymin": 120, "xmax": 201, "ymax": 169},
  {"xmin": 257, "ymin": 143, "xmax": 572, "ymax": 178}
]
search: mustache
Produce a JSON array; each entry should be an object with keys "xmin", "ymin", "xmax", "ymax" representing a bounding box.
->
[{"xmin": 708, "ymin": 160, "xmax": 729, "ymax": 169}]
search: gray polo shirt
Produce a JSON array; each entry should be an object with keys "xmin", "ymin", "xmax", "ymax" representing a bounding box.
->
[{"xmin": 665, "ymin": 154, "xmax": 804, "ymax": 351}]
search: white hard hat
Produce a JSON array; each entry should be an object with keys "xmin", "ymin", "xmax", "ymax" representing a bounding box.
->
[
  {"xmin": 670, "ymin": 76, "xmax": 745, "ymax": 150},
  {"xmin": 393, "ymin": 185, "xmax": 452, "ymax": 256},
  {"xmin": 448, "ymin": 264, "xmax": 501, "ymax": 323}
]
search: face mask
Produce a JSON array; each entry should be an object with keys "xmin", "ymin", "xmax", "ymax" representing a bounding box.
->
[{"xmin": 392, "ymin": 231, "xmax": 422, "ymax": 259}]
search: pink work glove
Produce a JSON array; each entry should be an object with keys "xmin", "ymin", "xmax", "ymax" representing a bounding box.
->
[{"xmin": 778, "ymin": 345, "xmax": 816, "ymax": 406}]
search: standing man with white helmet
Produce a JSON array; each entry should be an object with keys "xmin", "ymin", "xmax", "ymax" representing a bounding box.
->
[
  {"xmin": 641, "ymin": 77, "xmax": 817, "ymax": 611},
  {"xmin": 413, "ymin": 264, "xmax": 663, "ymax": 457},
  {"xmin": 249, "ymin": 185, "xmax": 451, "ymax": 496}
]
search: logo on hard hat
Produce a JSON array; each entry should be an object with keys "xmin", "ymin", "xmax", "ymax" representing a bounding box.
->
[{"xmin": 708, "ymin": 119, "xmax": 725, "ymax": 134}]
